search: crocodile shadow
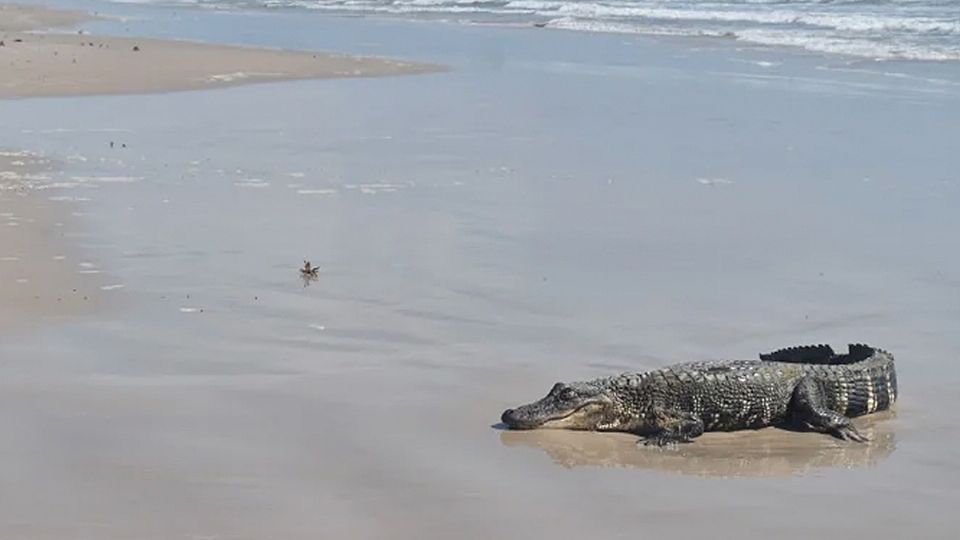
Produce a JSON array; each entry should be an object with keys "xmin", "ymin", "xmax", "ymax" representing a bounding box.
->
[{"xmin": 499, "ymin": 410, "xmax": 897, "ymax": 478}]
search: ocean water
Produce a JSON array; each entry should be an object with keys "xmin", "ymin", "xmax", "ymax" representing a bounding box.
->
[{"xmin": 111, "ymin": 0, "xmax": 960, "ymax": 62}]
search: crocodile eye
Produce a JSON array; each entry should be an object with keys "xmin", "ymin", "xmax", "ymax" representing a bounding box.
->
[{"xmin": 560, "ymin": 388, "xmax": 577, "ymax": 401}]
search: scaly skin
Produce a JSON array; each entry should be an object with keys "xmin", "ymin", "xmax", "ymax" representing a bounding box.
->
[{"xmin": 501, "ymin": 344, "xmax": 897, "ymax": 445}]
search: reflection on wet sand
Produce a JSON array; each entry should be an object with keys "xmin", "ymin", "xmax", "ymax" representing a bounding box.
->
[{"xmin": 499, "ymin": 410, "xmax": 897, "ymax": 477}]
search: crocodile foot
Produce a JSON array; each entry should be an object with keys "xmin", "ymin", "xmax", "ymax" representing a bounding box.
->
[
  {"xmin": 638, "ymin": 409, "xmax": 705, "ymax": 447},
  {"xmin": 640, "ymin": 433, "xmax": 693, "ymax": 447},
  {"xmin": 791, "ymin": 376, "xmax": 870, "ymax": 443}
]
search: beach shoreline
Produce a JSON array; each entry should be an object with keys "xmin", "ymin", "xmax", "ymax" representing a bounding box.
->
[
  {"xmin": 0, "ymin": 3, "xmax": 443, "ymax": 99},
  {"xmin": 0, "ymin": 2, "xmax": 441, "ymax": 333},
  {"xmin": 0, "ymin": 2, "xmax": 956, "ymax": 538}
]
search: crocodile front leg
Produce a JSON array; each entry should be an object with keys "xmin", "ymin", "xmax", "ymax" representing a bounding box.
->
[
  {"xmin": 789, "ymin": 377, "xmax": 868, "ymax": 442},
  {"xmin": 640, "ymin": 410, "xmax": 705, "ymax": 446}
]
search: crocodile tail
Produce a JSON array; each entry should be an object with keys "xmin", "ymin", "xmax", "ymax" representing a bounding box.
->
[
  {"xmin": 768, "ymin": 344, "xmax": 898, "ymax": 417},
  {"xmin": 845, "ymin": 343, "xmax": 877, "ymax": 363},
  {"xmin": 759, "ymin": 344, "xmax": 835, "ymax": 364},
  {"xmin": 828, "ymin": 346, "xmax": 898, "ymax": 417},
  {"xmin": 759, "ymin": 343, "xmax": 885, "ymax": 365}
]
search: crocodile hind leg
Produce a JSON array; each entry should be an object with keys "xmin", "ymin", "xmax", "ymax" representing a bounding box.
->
[
  {"xmin": 789, "ymin": 377, "xmax": 868, "ymax": 443},
  {"xmin": 641, "ymin": 410, "xmax": 705, "ymax": 447}
]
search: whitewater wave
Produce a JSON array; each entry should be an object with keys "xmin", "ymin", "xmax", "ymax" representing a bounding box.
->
[
  {"xmin": 508, "ymin": 3, "xmax": 960, "ymax": 35},
  {"xmin": 547, "ymin": 17, "xmax": 960, "ymax": 61},
  {"xmin": 106, "ymin": 0, "xmax": 960, "ymax": 61}
]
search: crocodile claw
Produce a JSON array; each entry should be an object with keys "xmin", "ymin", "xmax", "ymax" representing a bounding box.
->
[{"xmin": 832, "ymin": 425, "xmax": 869, "ymax": 443}]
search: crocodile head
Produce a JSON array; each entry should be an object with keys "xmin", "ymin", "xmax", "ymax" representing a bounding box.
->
[{"xmin": 501, "ymin": 381, "xmax": 617, "ymax": 431}]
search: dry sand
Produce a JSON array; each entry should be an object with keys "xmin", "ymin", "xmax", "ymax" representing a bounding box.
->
[
  {"xmin": 0, "ymin": 4, "xmax": 441, "ymax": 99},
  {"xmin": 0, "ymin": 3, "xmax": 89, "ymax": 31}
]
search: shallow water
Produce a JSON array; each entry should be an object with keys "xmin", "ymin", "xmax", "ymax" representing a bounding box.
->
[{"xmin": 1, "ymin": 3, "xmax": 959, "ymax": 539}]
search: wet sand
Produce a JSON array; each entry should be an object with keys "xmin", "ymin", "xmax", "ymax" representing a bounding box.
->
[
  {"xmin": 0, "ymin": 151, "xmax": 107, "ymax": 333},
  {"xmin": 0, "ymin": 4, "xmax": 440, "ymax": 99},
  {"xmin": 0, "ymin": 2, "xmax": 437, "ymax": 324},
  {"xmin": 0, "ymin": 2, "xmax": 958, "ymax": 540}
]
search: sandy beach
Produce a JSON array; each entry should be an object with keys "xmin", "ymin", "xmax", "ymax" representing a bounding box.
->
[
  {"xmin": 0, "ymin": 1, "xmax": 958, "ymax": 539},
  {"xmin": 0, "ymin": 4, "xmax": 439, "ymax": 98}
]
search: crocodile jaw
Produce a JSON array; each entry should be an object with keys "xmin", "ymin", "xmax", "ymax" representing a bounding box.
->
[{"xmin": 501, "ymin": 399, "xmax": 612, "ymax": 430}]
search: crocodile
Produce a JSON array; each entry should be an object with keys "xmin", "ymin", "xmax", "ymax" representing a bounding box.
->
[{"xmin": 501, "ymin": 344, "xmax": 897, "ymax": 445}]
